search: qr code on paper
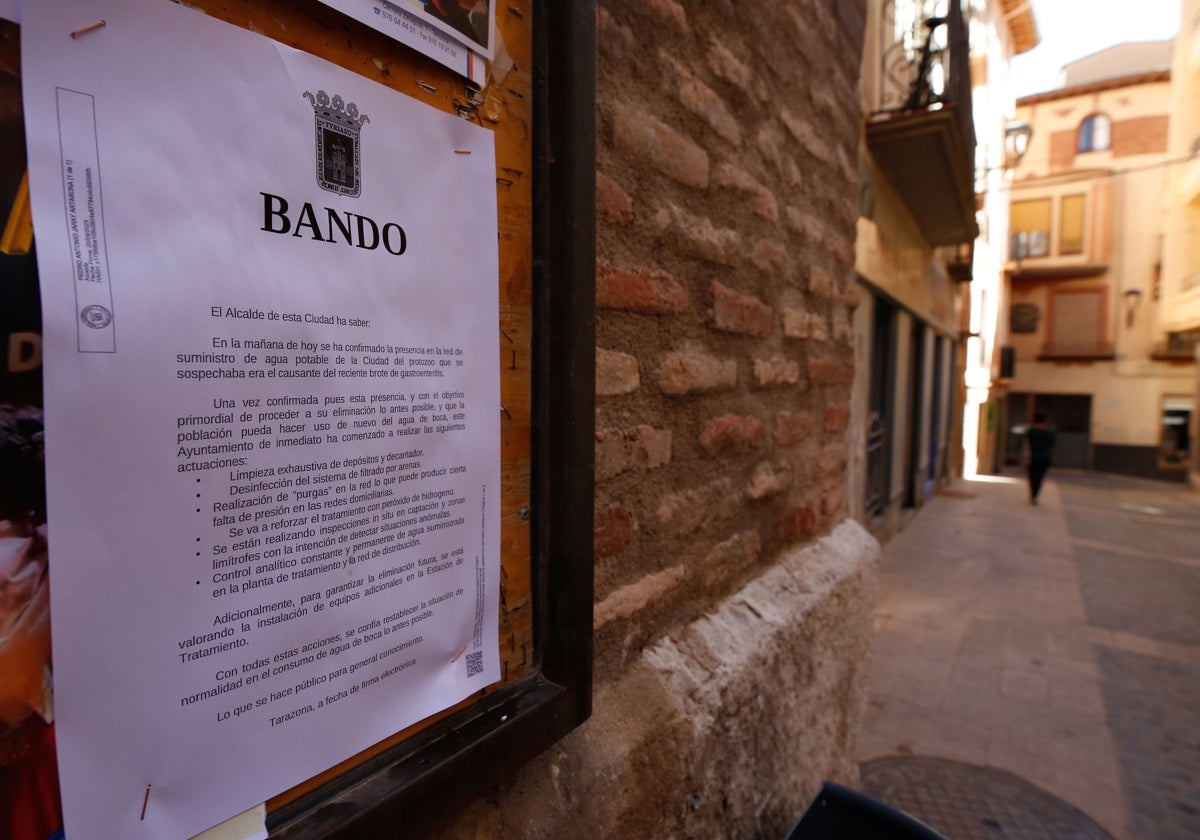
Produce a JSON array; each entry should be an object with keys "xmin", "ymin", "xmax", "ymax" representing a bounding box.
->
[{"xmin": 465, "ymin": 650, "xmax": 483, "ymax": 678}]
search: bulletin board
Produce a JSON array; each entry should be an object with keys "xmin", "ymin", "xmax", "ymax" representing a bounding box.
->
[{"xmin": 0, "ymin": 0, "xmax": 594, "ymax": 836}]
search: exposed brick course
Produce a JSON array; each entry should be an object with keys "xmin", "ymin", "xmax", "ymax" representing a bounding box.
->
[
  {"xmin": 821, "ymin": 481, "xmax": 845, "ymax": 521},
  {"xmin": 755, "ymin": 124, "xmax": 803, "ymax": 187},
  {"xmin": 750, "ymin": 239, "xmax": 795, "ymax": 277},
  {"xmin": 597, "ymin": 263, "xmax": 688, "ymax": 315},
  {"xmin": 809, "ymin": 266, "xmax": 836, "ymax": 299},
  {"xmin": 595, "ymin": 504, "xmax": 637, "ymax": 558},
  {"xmin": 746, "ymin": 459, "xmax": 793, "ymax": 500},
  {"xmin": 706, "ymin": 39, "xmax": 756, "ymax": 98},
  {"xmin": 823, "ymin": 405, "xmax": 850, "ymax": 434},
  {"xmin": 780, "ymin": 108, "xmax": 833, "ymax": 164},
  {"xmin": 753, "ymin": 355, "xmax": 802, "ymax": 388},
  {"xmin": 818, "ymin": 443, "xmax": 849, "ymax": 478},
  {"xmin": 783, "ymin": 308, "xmax": 829, "ymax": 341},
  {"xmin": 710, "ymin": 281, "xmax": 773, "ymax": 337},
  {"xmin": 596, "ymin": 172, "xmax": 634, "ymax": 225},
  {"xmin": 658, "ymin": 345, "xmax": 738, "ymax": 396},
  {"xmin": 809, "ymin": 358, "xmax": 854, "ymax": 387},
  {"xmin": 662, "ymin": 53, "xmax": 742, "ymax": 145},
  {"xmin": 775, "ymin": 411, "xmax": 814, "ymax": 446},
  {"xmin": 655, "ymin": 478, "xmax": 742, "ymax": 536},
  {"xmin": 596, "ymin": 346, "xmax": 641, "ymax": 396},
  {"xmin": 713, "ymin": 163, "xmax": 779, "ymax": 221},
  {"xmin": 613, "ymin": 102, "xmax": 710, "ymax": 188},
  {"xmin": 699, "ymin": 413, "xmax": 764, "ymax": 456},
  {"xmin": 776, "ymin": 503, "xmax": 817, "ymax": 543},
  {"xmin": 644, "ymin": 0, "xmax": 687, "ymax": 31},
  {"xmin": 653, "ymin": 204, "xmax": 740, "ymax": 264},
  {"xmin": 596, "ymin": 425, "xmax": 672, "ymax": 481},
  {"xmin": 831, "ymin": 305, "xmax": 852, "ymax": 341}
]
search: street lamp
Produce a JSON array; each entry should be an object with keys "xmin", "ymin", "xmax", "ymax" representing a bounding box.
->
[
  {"xmin": 1123, "ymin": 289, "xmax": 1143, "ymax": 328},
  {"xmin": 1004, "ymin": 122, "xmax": 1033, "ymax": 169}
]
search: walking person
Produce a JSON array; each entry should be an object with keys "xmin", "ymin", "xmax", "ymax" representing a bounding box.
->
[{"xmin": 1022, "ymin": 412, "xmax": 1055, "ymax": 505}]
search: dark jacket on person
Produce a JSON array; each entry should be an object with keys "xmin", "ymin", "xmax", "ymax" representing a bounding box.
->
[{"xmin": 1026, "ymin": 426, "xmax": 1055, "ymax": 463}]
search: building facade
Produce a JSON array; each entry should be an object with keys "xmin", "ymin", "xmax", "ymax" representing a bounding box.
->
[
  {"xmin": 851, "ymin": 0, "xmax": 1036, "ymax": 531},
  {"xmin": 1159, "ymin": 0, "xmax": 1200, "ymax": 486},
  {"xmin": 961, "ymin": 0, "xmax": 1039, "ymax": 477},
  {"xmin": 999, "ymin": 41, "xmax": 1195, "ymax": 481}
]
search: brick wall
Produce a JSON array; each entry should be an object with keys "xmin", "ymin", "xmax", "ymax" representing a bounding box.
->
[
  {"xmin": 443, "ymin": 2, "xmax": 876, "ymax": 836},
  {"xmin": 1112, "ymin": 115, "xmax": 1169, "ymax": 157},
  {"xmin": 1046, "ymin": 115, "xmax": 1169, "ymax": 170},
  {"xmin": 592, "ymin": 0, "xmax": 863, "ymax": 681},
  {"xmin": 1050, "ymin": 129, "xmax": 1077, "ymax": 170}
]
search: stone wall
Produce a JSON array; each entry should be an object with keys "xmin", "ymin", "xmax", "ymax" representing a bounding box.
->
[{"xmin": 443, "ymin": 1, "xmax": 878, "ymax": 836}]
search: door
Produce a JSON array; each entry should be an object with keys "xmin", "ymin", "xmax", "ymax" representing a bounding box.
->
[{"xmin": 865, "ymin": 296, "xmax": 896, "ymax": 516}]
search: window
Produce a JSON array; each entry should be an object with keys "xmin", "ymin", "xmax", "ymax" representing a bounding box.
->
[
  {"xmin": 1012, "ymin": 195, "xmax": 1089, "ymax": 259},
  {"xmin": 1078, "ymin": 114, "xmax": 1111, "ymax": 153},
  {"xmin": 1059, "ymin": 194, "xmax": 1085, "ymax": 255},
  {"xmin": 1045, "ymin": 288, "xmax": 1108, "ymax": 357},
  {"xmin": 1011, "ymin": 198, "xmax": 1051, "ymax": 257}
]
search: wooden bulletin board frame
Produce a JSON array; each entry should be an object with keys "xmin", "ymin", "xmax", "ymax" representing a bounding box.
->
[{"xmin": 1, "ymin": 0, "xmax": 594, "ymax": 835}]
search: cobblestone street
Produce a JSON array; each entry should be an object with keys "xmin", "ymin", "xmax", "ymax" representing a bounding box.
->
[{"xmin": 858, "ymin": 471, "xmax": 1200, "ymax": 839}]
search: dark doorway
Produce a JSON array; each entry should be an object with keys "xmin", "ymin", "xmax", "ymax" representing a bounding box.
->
[
  {"xmin": 927, "ymin": 335, "xmax": 945, "ymax": 496},
  {"xmin": 905, "ymin": 321, "xmax": 926, "ymax": 507},
  {"xmin": 1036, "ymin": 394, "xmax": 1092, "ymax": 469},
  {"xmin": 1006, "ymin": 393, "xmax": 1092, "ymax": 469},
  {"xmin": 865, "ymin": 295, "xmax": 896, "ymax": 517}
]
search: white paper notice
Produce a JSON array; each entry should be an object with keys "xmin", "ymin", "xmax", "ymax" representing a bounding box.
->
[
  {"xmin": 22, "ymin": 1, "xmax": 500, "ymax": 838},
  {"xmin": 317, "ymin": 0, "xmax": 488, "ymax": 85}
]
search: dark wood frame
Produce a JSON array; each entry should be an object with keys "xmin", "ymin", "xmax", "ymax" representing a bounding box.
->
[{"xmin": 268, "ymin": 2, "xmax": 596, "ymax": 835}]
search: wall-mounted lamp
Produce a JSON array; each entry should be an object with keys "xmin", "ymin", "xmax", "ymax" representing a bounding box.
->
[
  {"xmin": 1004, "ymin": 122, "xmax": 1033, "ymax": 169},
  {"xmin": 1123, "ymin": 289, "xmax": 1144, "ymax": 328}
]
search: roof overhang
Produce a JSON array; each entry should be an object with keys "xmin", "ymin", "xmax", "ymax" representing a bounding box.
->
[{"xmin": 998, "ymin": 0, "xmax": 1040, "ymax": 56}]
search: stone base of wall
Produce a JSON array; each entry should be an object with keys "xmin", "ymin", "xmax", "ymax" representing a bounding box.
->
[{"xmin": 441, "ymin": 520, "xmax": 879, "ymax": 839}]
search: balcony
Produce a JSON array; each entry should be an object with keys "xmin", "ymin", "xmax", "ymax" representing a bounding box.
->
[
  {"xmin": 1151, "ymin": 330, "xmax": 1200, "ymax": 362},
  {"xmin": 865, "ymin": 0, "xmax": 977, "ymax": 247},
  {"xmin": 1038, "ymin": 341, "xmax": 1115, "ymax": 362},
  {"xmin": 1151, "ymin": 344, "xmax": 1199, "ymax": 362},
  {"xmin": 940, "ymin": 241, "xmax": 973, "ymax": 282}
]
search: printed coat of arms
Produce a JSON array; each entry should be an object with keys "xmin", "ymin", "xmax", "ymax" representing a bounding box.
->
[{"xmin": 303, "ymin": 90, "xmax": 370, "ymax": 198}]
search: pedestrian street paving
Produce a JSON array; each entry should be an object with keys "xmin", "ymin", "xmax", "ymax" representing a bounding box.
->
[{"xmin": 856, "ymin": 470, "xmax": 1200, "ymax": 840}]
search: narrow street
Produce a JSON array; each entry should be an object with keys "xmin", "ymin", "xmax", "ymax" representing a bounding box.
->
[{"xmin": 857, "ymin": 471, "xmax": 1200, "ymax": 839}]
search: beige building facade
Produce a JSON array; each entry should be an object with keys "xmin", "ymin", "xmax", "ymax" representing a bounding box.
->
[
  {"xmin": 962, "ymin": 0, "xmax": 1039, "ymax": 477},
  {"xmin": 851, "ymin": 0, "xmax": 1036, "ymax": 530},
  {"xmin": 997, "ymin": 42, "xmax": 1195, "ymax": 481},
  {"xmin": 1159, "ymin": 0, "xmax": 1200, "ymax": 485}
]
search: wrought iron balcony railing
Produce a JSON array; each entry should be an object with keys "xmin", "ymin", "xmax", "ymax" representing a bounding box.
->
[
  {"xmin": 875, "ymin": 0, "xmax": 974, "ymax": 143},
  {"xmin": 865, "ymin": 0, "xmax": 977, "ymax": 247},
  {"xmin": 1038, "ymin": 341, "xmax": 1115, "ymax": 361},
  {"xmin": 1152, "ymin": 331, "xmax": 1200, "ymax": 361}
]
